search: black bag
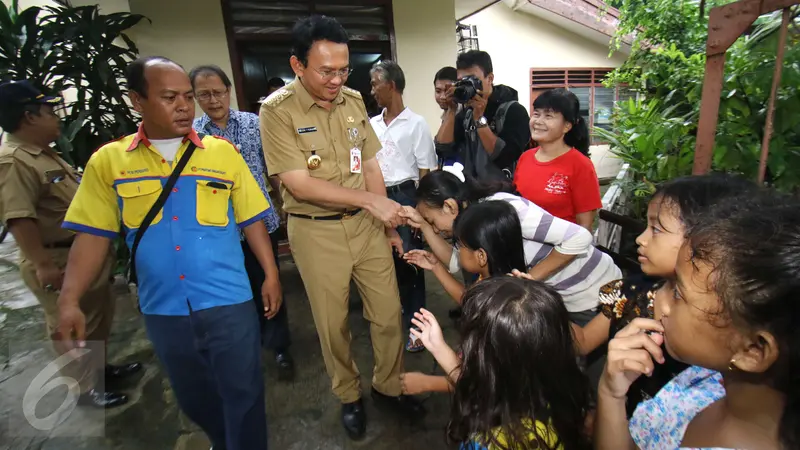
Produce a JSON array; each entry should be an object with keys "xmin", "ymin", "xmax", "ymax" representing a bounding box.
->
[
  {"xmin": 462, "ymin": 101, "xmax": 518, "ymax": 181},
  {"xmin": 126, "ymin": 140, "xmax": 200, "ymax": 285}
]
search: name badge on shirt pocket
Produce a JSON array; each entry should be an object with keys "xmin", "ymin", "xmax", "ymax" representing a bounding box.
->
[
  {"xmin": 297, "ymin": 127, "xmax": 317, "ymax": 134},
  {"xmin": 44, "ymin": 169, "xmax": 66, "ymax": 183}
]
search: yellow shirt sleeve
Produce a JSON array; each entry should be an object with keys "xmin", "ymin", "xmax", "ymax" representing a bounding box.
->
[
  {"xmin": 62, "ymin": 149, "xmax": 121, "ymax": 239},
  {"xmin": 260, "ymin": 104, "xmax": 307, "ymax": 175},
  {"xmin": 229, "ymin": 145, "xmax": 271, "ymax": 227}
]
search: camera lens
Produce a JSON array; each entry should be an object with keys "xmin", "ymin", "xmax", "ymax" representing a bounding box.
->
[
  {"xmin": 454, "ymin": 86, "xmax": 472, "ymax": 104},
  {"xmin": 453, "ymin": 76, "xmax": 480, "ymax": 104}
]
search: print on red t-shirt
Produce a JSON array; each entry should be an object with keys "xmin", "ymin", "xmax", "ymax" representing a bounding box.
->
[
  {"xmin": 544, "ymin": 173, "xmax": 569, "ymax": 195},
  {"xmin": 513, "ymin": 147, "xmax": 602, "ymax": 224}
]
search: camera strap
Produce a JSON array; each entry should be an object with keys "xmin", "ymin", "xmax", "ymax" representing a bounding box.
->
[
  {"xmin": 493, "ymin": 101, "xmax": 514, "ymax": 136},
  {"xmin": 463, "ymin": 102, "xmax": 518, "ymax": 181}
]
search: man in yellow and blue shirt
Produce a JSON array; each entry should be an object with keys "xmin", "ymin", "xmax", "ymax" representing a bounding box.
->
[{"xmin": 56, "ymin": 57, "xmax": 279, "ymax": 450}]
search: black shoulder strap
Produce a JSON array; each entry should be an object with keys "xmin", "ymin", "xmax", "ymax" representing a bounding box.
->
[
  {"xmin": 494, "ymin": 101, "xmax": 514, "ymax": 136},
  {"xmin": 128, "ymin": 138, "xmax": 201, "ymax": 284}
]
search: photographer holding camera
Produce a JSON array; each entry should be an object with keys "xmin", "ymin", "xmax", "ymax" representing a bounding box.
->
[{"xmin": 436, "ymin": 51, "xmax": 531, "ymax": 181}]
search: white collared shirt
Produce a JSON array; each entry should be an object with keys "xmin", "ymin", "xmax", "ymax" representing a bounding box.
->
[{"xmin": 369, "ymin": 107, "xmax": 437, "ymax": 186}]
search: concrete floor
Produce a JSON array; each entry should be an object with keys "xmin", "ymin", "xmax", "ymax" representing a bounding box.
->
[{"xmin": 0, "ymin": 236, "xmax": 461, "ymax": 450}]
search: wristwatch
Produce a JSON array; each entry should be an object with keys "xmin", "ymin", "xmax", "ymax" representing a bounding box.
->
[{"xmin": 476, "ymin": 116, "xmax": 489, "ymax": 128}]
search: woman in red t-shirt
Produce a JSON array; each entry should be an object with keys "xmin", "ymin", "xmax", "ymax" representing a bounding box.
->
[{"xmin": 514, "ymin": 88, "xmax": 601, "ymax": 230}]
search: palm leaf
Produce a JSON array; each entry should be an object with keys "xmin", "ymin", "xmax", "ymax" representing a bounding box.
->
[{"xmin": 0, "ymin": 2, "xmax": 147, "ymax": 168}]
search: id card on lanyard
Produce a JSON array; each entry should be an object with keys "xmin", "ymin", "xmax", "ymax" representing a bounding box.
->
[{"xmin": 348, "ymin": 127, "xmax": 362, "ymax": 174}]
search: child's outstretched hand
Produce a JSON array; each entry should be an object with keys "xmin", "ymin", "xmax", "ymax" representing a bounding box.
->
[
  {"xmin": 398, "ymin": 206, "xmax": 427, "ymax": 230},
  {"xmin": 509, "ymin": 269, "xmax": 534, "ymax": 280},
  {"xmin": 403, "ymin": 250, "xmax": 439, "ymax": 271},
  {"xmin": 410, "ymin": 308, "xmax": 445, "ymax": 354},
  {"xmin": 401, "ymin": 372, "xmax": 433, "ymax": 395},
  {"xmin": 600, "ymin": 318, "xmax": 666, "ymax": 399}
]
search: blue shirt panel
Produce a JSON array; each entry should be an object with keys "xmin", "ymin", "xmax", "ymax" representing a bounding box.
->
[{"xmin": 117, "ymin": 174, "xmax": 261, "ymax": 316}]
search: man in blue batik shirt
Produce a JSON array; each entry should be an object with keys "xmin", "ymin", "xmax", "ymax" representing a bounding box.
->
[{"xmin": 191, "ymin": 65, "xmax": 294, "ymax": 380}]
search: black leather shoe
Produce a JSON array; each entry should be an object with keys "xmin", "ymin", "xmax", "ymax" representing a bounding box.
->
[
  {"xmin": 341, "ymin": 399, "xmax": 366, "ymax": 440},
  {"xmin": 77, "ymin": 389, "xmax": 129, "ymax": 409},
  {"xmin": 371, "ymin": 388, "xmax": 426, "ymax": 419},
  {"xmin": 105, "ymin": 362, "xmax": 143, "ymax": 382},
  {"xmin": 275, "ymin": 351, "xmax": 295, "ymax": 381}
]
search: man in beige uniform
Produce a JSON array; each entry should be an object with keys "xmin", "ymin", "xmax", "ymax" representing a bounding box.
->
[
  {"xmin": 0, "ymin": 80, "xmax": 140, "ymax": 408},
  {"xmin": 260, "ymin": 16, "xmax": 424, "ymax": 439}
]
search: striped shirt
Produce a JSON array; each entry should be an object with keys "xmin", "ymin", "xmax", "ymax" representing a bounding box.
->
[{"xmin": 448, "ymin": 192, "xmax": 621, "ymax": 312}]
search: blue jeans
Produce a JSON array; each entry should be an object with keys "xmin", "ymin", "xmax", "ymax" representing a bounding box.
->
[
  {"xmin": 144, "ymin": 301, "xmax": 267, "ymax": 450},
  {"xmin": 388, "ymin": 181, "xmax": 427, "ymax": 335}
]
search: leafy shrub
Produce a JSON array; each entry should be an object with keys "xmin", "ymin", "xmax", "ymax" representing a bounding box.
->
[
  {"xmin": 0, "ymin": 0, "xmax": 147, "ymax": 167},
  {"xmin": 602, "ymin": 0, "xmax": 799, "ymax": 217}
]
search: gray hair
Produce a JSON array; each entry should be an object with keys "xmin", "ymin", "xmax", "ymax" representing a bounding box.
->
[{"xmin": 370, "ymin": 60, "xmax": 405, "ymax": 94}]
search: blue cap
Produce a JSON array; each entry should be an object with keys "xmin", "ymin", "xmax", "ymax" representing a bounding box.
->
[{"xmin": 0, "ymin": 80, "xmax": 62, "ymax": 107}]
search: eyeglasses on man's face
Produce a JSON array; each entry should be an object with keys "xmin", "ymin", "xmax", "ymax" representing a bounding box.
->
[
  {"xmin": 311, "ymin": 67, "xmax": 354, "ymax": 80},
  {"xmin": 196, "ymin": 89, "xmax": 229, "ymax": 102}
]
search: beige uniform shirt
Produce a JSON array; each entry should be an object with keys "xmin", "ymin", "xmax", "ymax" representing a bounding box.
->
[
  {"xmin": 0, "ymin": 134, "xmax": 79, "ymax": 247},
  {"xmin": 259, "ymin": 79, "xmax": 382, "ymax": 216}
]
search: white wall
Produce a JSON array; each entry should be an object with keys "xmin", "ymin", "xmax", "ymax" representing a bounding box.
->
[
  {"xmin": 127, "ymin": 0, "xmax": 238, "ymax": 113},
  {"xmin": 393, "ymin": 0, "xmax": 457, "ymax": 135},
  {"xmin": 0, "ymin": 0, "xmax": 132, "ymax": 118},
  {"xmin": 3, "ymin": 0, "xmax": 56, "ymax": 9},
  {"xmin": 76, "ymin": 0, "xmax": 131, "ymax": 13},
  {"xmin": 4, "ymin": 0, "xmax": 234, "ymax": 116},
  {"xmin": 3, "ymin": 0, "xmax": 131, "ymax": 10},
  {"xmin": 462, "ymin": 2, "xmax": 627, "ymax": 113}
]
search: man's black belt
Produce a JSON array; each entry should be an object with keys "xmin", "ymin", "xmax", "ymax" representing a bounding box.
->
[
  {"xmin": 386, "ymin": 179, "xmax": 416, "ymax": 196},
  {"xmin": 44, "ymin": 238, "xmax": 74, "ymax": 249},
  {"xmin": 288, "ymin": 209, "xmax": 362, "ymax": 221}
]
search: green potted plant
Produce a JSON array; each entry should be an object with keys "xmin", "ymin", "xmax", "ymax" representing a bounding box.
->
[
  {"xmin": 0, "ymin": 0, "xmax": 149, "ymax": 275},
  {"xmin": 0, "ymin": 0, "xmax": 147, "ymax": 168}
]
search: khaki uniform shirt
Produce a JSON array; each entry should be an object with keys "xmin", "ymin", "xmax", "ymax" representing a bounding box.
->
[
  {"xmin": 259, "ymin": 78, "xmax": 382, "ymax": 216},
  {"xmin": 0, "ymin": 134, "xmax": 78, "ymax": 247}
]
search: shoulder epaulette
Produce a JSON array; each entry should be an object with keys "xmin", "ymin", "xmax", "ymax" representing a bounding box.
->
[
  {"xmin": 0, "ymin": 146, "xmax": 23, "ymax": 160},
  {"xmin": 262, "ymin": 88, "xmax": 293, "ymax": 108},
  {"xmin": 341, "ymin": 86, "xmax": 362, "ymax": 99}
]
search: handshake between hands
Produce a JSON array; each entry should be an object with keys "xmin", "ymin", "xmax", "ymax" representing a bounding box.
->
[
  {"xmin": 377, "ymin": 203, "xmax": 429, "ymax": 257},
  {"xmin": 368, "ymin": 197, "xmax": 427, "ymax": 231}
]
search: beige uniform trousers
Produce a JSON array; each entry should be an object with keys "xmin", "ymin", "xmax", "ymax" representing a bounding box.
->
[
  {"xmin": 19, "ymin": 247, "xmax": 115, "ymax": 394},
  {"xmin": 288, "ymin": 210, "xmax": 403, "ymax": 403}
]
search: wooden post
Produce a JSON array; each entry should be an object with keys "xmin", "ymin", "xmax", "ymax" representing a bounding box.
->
[
  {"xmin": 757, "ymin": 8, "xmax": 791, "ymax": 184},
  {"xmin": 692, "ymin": 0, "xmax": 799, "ymax": 175},
  {"xmin": 693, "ymin": 54, "xmax": 726, "ymax": 175}
]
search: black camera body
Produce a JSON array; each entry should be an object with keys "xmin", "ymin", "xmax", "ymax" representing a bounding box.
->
[{"xmin": 452, "ymin": 75, "xmax": 482, "ymax": 104}]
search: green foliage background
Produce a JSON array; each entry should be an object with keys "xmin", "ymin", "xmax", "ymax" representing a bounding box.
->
[
  {"xmin": 599, "ymin": 0, "xmax": 800, "ymax": 218},
  {"xmin": 0, "ymin": 0, "xmax": 147, "ymax": 273},
  {"xmin": 0, "ymin": 0, "xmax": 147, "ymax": 168}
]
